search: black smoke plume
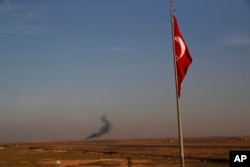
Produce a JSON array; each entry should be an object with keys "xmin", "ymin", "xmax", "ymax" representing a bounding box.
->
[{"xmin": 85, "ymin": 115, "xmax": 112, "ymax": 140}]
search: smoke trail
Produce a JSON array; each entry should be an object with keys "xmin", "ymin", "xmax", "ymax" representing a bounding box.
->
[{"xmin": 85, "ymin": 115, "xmax": 112, "ymax": 140}]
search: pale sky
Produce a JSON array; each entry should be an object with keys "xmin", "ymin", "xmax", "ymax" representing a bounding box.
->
[{"xmin": 0, "ymin": 0, "xmax": 250, "ymax": 142}]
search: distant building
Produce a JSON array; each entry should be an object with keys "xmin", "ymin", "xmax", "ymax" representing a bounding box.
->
[{"xmin": 56, "ymin": 159, "xmax": 62, "ymax": 167}]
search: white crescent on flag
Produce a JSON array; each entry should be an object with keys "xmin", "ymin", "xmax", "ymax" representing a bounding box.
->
[
  {"xmin": 174, "ymin": 36, "xmax": 186, "ymax": 60},
  {"xmin": 173, "ymin": 15, "xmax": 192, "ymax": 97}
]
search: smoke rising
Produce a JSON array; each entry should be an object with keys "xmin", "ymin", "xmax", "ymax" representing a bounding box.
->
[{"xmin": 85, "ymin": 115, "xmax": 112, "ymax": 140}]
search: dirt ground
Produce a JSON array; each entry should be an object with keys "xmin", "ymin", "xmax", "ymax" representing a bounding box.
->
[{"xmin": 0, "ymin": 137, "xmax": 249, "ymax": 167}]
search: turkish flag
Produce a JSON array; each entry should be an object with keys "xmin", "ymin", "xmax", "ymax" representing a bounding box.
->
[{"xmin": 173, "ymin": 15, "xmax": 192, "ymax": 97}]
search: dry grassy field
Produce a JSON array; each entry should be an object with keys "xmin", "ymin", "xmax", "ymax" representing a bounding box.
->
[{"xmin": 0, "ymin": 137, "xmax": 249, "ymax": 167}]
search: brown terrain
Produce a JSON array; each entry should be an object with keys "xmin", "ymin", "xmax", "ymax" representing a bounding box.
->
[{"xmin": 0, "ymin": 137, "xmax": 249, "ymax": 167}]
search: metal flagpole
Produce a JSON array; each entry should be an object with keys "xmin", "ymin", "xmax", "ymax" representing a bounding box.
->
[{"xmin": 169, "ymin": 0, "xmax": 185, "ymax": 167}]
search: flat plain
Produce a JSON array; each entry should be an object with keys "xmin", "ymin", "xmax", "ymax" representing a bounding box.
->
[{"xmin": 0, "ymin": 137, "xmax": 249, "ymax": 167}]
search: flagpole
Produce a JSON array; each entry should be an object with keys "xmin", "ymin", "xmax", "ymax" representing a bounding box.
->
[{"xmin": 170, "ymin": 0, "xmax": 185, "ymax": 167}]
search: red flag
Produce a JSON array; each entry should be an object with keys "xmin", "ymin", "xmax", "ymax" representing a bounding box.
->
[{"xmin": 173, "ymin": 15, "xmax": 192, "ymax": 97}]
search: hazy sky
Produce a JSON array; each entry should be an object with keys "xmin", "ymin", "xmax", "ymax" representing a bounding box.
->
[{"xmin": 0, "ymin": 0, "xmax": 250, "ymax": 142}]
